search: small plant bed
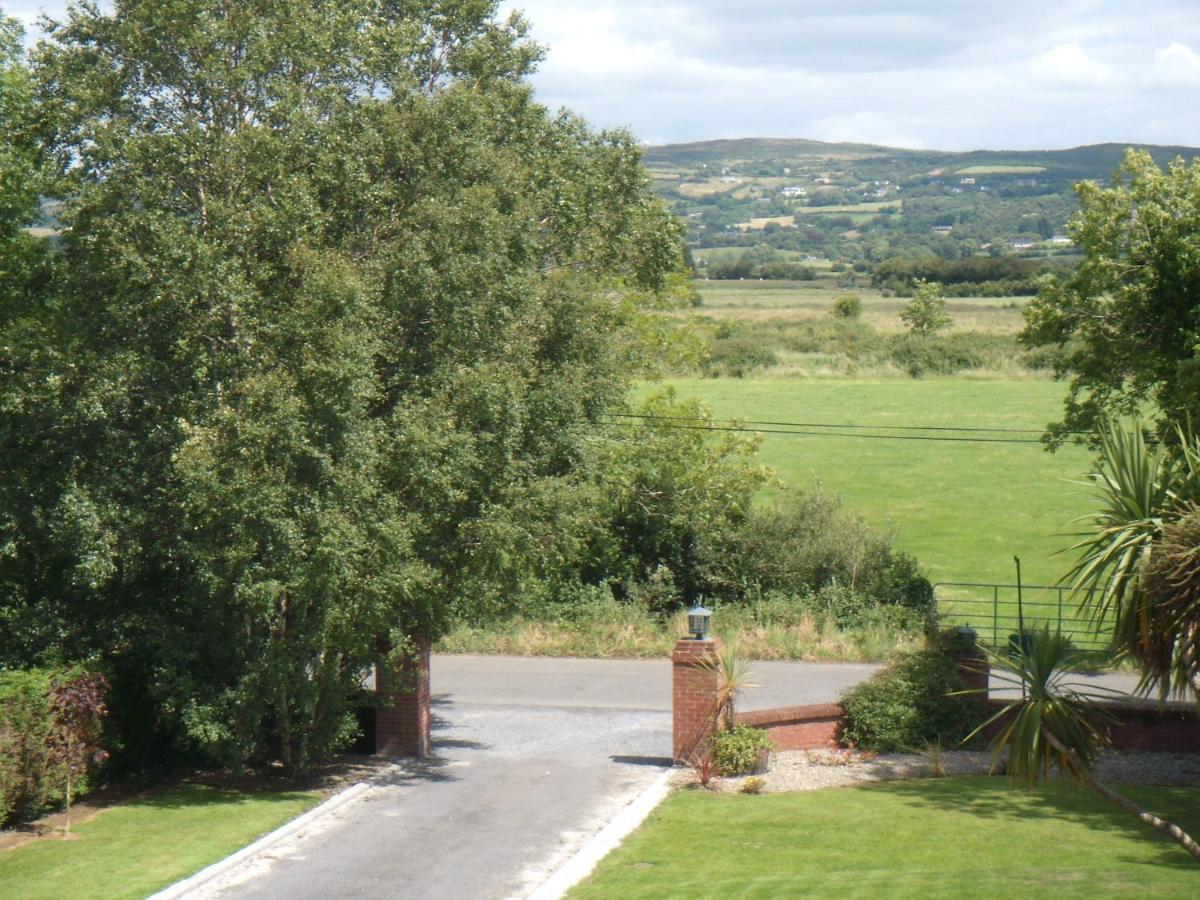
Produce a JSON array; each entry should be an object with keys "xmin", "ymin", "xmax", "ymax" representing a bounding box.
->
[
  {"xmin": 573, "ymin": 776, "xmax": 1200, "ymax": 899},
  {"xmin": 0, "ymin": 772, "xmax": 353, "ymax": 899}
]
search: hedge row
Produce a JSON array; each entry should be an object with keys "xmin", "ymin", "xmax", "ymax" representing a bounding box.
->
[{"xmin": 0, "ymin": 667, "xmax": 107, "ymax": 828}]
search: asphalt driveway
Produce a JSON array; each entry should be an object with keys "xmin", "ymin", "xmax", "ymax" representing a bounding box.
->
[{"xmin": 184, "ymin": 654, "xmax": 1141, "ymax": 899}]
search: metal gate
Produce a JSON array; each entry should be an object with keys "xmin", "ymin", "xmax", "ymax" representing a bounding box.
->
[{"xmin": 933, "ymin": 581, "xmax": 1112, "ymax": 653}]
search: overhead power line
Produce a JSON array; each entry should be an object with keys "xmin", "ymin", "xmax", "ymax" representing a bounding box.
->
[
  {"xmin": 606, "ymin": 411, "xmax": 1081, "ymax": 436},
  {"xmin": 597, "ymin": 419, "xmax": 1046, "ymax": 445}
]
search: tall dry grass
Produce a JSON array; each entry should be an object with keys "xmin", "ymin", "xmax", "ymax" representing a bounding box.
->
[{"xmin": 436, "ymin": 606, "xmax": 920, "ymax": 661}]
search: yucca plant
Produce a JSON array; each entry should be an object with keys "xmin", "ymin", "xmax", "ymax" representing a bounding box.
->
[
  {"xmin": 967, "ymin": 626, "xmax": 1200, "ymax": 860},
  {"xmin": 1061, "ymin": 419, "xmax": 1200, "ymax": 704}
]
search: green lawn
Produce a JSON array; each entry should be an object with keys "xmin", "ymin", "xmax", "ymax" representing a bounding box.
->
[
  {"xmin": 0, "ymin": 785, "xmax": 320, "ymax": 899},
  {"xmin": 572, "ymin": 778, "xmax": 1200, "ymax": 899},
  {"xmin": 643, "ymin": 377, "xmax": 1092, "ymax": 590}
]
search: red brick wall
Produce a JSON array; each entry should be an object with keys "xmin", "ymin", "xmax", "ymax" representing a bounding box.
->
[
  {"xmin": 979, "ymin": 699, "xmax": 1199, "ymax": 753},
  {"xmin": 672, "ymin": 637, "xmax": 722, "ymax": 765},
  {"xmin": 735, "ymin": 704, "xmax": 844, "ymax": 751},
  {"xmin": 738, "ymin": 698, "xmax": 1199, "ymax": 754},
  {"xmin": 953, "ymin": 648, "xmax": 989, "ymax": 695},
  {"xmin": 375, "ymin": 636, "xmax": 431, "ymax": 757}
]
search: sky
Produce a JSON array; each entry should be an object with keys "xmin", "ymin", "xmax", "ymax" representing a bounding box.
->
[{"xmin": 8, "ymin": 1, "xmax": 1200, "ymax": 151}]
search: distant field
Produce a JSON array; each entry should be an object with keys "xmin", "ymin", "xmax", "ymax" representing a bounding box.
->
[
  {"xmin": 956, "ymin": 165, "xmax": 1047, "ymax": 175},
  {"xmin": 736, "ymin": 214, "xmax": 796, "ymax": 231},
  {"xmin": 804, "ymin": 199, "xmax": 902, "ymax": 214},
  {"xmin": 677, "ymin": 179, "xmax": 741, "ymax": 198},
  {"xmin": 691, "ymin": 279, "xmax": 1028, "ymax": 336},
  {"xmin": 640, "ymin": 377, "xmax": 1092, "ymax": 592}
]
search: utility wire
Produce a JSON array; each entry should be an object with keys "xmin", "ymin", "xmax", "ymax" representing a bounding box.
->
[
  {"xmin": 605, "ymin": 411, "xmax": 1079, "ymax": 436},
  {"xmin": 597, "ymin": 420, "xmax": 1046, "ymax": 445}
]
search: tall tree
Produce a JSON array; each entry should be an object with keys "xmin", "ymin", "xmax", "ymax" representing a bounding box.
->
[
  {"xmin": 2, "ymin": 0, "xmax": 682, "ymax": 772},
  {"xmin": 1022, "ymin": 149, "xmax": 1200, "ymax": 446}
]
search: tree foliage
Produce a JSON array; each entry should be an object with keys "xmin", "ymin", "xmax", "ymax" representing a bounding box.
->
[
  {"xmin": 1, "ymin": 0, "xmax": 682, "ymax": 773},
  {"xmin": 898, "ymin": 280, "xmax": 952, "ymax": 336},
  {"xmin": 1022, "ymin": 149, "xmax": 1200, "ymax": 444}
]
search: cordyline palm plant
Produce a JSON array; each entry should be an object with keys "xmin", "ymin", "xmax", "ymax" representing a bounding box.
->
[
  {"xmin": 967, "ymin": 627, "xmax": 1200, "ymax": 860},
  {"xmin": 698, "ymin": 640, "xmax": 759, "ymax": 730},
  {"xmin": 1060, "ymin": 419, "xmax": 1200, "ymax": 705}
]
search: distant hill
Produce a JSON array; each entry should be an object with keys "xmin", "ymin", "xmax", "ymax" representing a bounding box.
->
[
  {"xmin": 644, "ymin": 137, "xmax": 1200, "ymax": 174},
  {"xmin": 644, "ymin": 138, "xmax": 1200, "ymax": 265}
]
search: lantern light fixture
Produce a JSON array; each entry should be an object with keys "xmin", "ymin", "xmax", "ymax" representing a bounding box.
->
[{"xmin": 687, "ymin": 602, "xmax": 712, "ymax": 640}]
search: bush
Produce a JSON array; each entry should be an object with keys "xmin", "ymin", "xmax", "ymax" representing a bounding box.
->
[
  {"xmin": 830, "ymin": 294, "xmax": 863, "ymax": 319},
  {"xmin": 839, "ymin": 647, "xmax": 986, "ymax": 752},
  {"xmin": 704, "ymin": 336, "xmax": 779, "ymax": 377},
  {"xmin": 710, "ymin": 725, "xmax": 774, "ymax": 775},
  {"xmin": 0, "ymin": 667, "xmax": 108, "ymax": 828},
  {"xmin": 698, "ymin": 489, "xmax": 933, "ymax": 625}
]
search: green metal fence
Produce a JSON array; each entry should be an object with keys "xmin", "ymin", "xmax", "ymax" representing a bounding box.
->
[{"xmin": 934, "ymin": 581, "xmax": 1113, "ymax": 653}]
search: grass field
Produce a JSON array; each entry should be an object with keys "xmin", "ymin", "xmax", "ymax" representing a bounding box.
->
[
  {"xmin": 642, "ymin": 377, "xmax": 1092, "ymax": 591},
  {"xmin": 804, "ymin": 199, "xmax": 902, "ymax": 213},
  {"xmin": 691, "ymin": 279, "xmax": 1028, "ymax": 336},
  {"xmin": 956, "ymin": 164, "xmax": 1047, "ymax": 175},
  {"xmin": 0, "ymin": 785, "xmax": 319, "ymax": 900},
  {"xmin": 571, "ymin": 778, "xmax": 1200, "ymax": 899}
]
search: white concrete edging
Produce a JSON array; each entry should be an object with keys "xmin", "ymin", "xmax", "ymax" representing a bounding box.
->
[
  {"xmin": 525, "ymin": 767, "xmax": 675, "ymax": 900},
  {"xmin": 149, "ymin": 772, "xmax": 387, "ymax": 900}
]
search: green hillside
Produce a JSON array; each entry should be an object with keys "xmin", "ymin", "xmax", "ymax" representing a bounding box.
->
[{"xmin": 646, "ymin": 137, "xmax": 1200, "ymax": 272}]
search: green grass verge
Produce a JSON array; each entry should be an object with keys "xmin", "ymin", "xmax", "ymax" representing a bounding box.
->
[
  {"xmin": 642, "ymin": 377, "xmax": 1092, "ymax": 589},
  {"xmin": 0, "ymin": 785, "xmax": 320, "ymax": 900},
  {"xmin": 572, "ymin": 778, "xmax": 1200, "ymax": 899}
]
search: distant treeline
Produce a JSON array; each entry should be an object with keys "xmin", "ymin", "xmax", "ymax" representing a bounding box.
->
[
  {"xmin": 871, "ymin": 255, "xmax": 1074, "ymax": 296},
  {"xmin": 703, "ymin": 254, "xmax": 818, "ymax": 280}
]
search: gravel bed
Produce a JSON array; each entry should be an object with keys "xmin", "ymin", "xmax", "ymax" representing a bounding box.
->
[{"xmin": 708, "ymin": 748, "xmax": 1200, "ymax": 794}]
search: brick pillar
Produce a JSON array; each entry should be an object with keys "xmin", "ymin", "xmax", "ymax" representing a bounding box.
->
[
  {"xmin": 375, "ymin": 636, "xmax": 431, "ymax": 757},
  {"xmin": 672, "ymin": 636, "xmax": 723, "ymax": 766},
  {"xmin": 952, "ymin": 632, "xmax": 989, "ymax": 698}
]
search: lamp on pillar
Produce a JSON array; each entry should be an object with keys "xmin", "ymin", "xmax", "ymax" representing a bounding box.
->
[{"xmin": 687, "ymin": 602, "xmax": 712, "ymax": 640}]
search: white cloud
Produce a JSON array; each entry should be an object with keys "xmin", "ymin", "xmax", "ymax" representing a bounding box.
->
[
  {"xmin": 1029, "ymin": 43, "xmax": 1114, "ymax": 86},
  {"xmin": 1152, "ymin": 41, "xmax": 1200, "ymax": 87},
  {"xmin": 810, "ymin": 112, "xmax": 929, "ymax": 150},
  {"xmin": 16, "ymin": 1, "xmax": 1200, "ymax": 149}
]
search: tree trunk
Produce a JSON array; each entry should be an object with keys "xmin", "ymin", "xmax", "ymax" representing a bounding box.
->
[{"xmin": 1044, "ymin": 732, "xmax": 1200, "ymax": 861}]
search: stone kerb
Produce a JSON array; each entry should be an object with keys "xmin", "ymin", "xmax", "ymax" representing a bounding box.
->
[
  {"xmin": 375, "ymin": 636, "xmax": 431, "ymax": 757},
  {"xmin": 672, "ymin": 636, "xmax": 723, "ymax": 766}
]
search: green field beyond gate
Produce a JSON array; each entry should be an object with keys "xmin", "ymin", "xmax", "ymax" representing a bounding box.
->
[{"xmin": 641, "ymin": 377, "xmax": 1097, "ymax": 638}]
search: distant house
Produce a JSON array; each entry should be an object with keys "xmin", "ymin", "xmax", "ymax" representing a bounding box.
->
[
  {"xmin": 960, "ymin": 177, "xmax": 976, "ymax": 185},
  {"xmin": 781, "ymin": 185, "xmax": 807, "ymax": 198},
  {"xmin": 1011, "ymin": 239, "xmax": 1036, "ymax": 250},
  {"xmin": 931, "ymin": 225, "xmax": 953, "ymax": 236},
  {"xmin": 1049, "ymin": 235, "xmax": 1072, "ymax": 245}
]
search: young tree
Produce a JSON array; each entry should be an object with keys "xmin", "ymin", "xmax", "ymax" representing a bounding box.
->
[
  {"xmin": 1022, "ymin": 149, "xmax": 1200, "ymax": 445},
  {"xmin": 2, "ymin": 1, "xmax": 682, "ymax": 772},
  {"xmin": 899, "ymin": 280, "xmax": 952, "ymax": 336}
]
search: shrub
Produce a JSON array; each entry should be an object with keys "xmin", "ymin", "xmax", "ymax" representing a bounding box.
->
[
  {"xmin": 0, "ymin": 667, "xmax": 108, "ymax": 828},
  {"xmin": 887, "ymin": 333, "xmax": 984, "ymax": 376},
  {"xmin": 704, "ymin": 336, "xmax": 779, "ymax": 377},
  {"xmin": 830, "ymin": 294, "xmax": 863, "ymax": 319},
  {"xmin": 698, "ymin": 489, "xmax": 933, "ymax": 624},
  {"xmin": 839, "ymin": 646, "xmax": 986, "ymax": 753},
  {"xmin": 740, "ymin": 775, "xmax": 766, "ymax": 794},
  {"xmin": 710, "ymin": 725, "xmax": 775, "ymax": 775}
]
